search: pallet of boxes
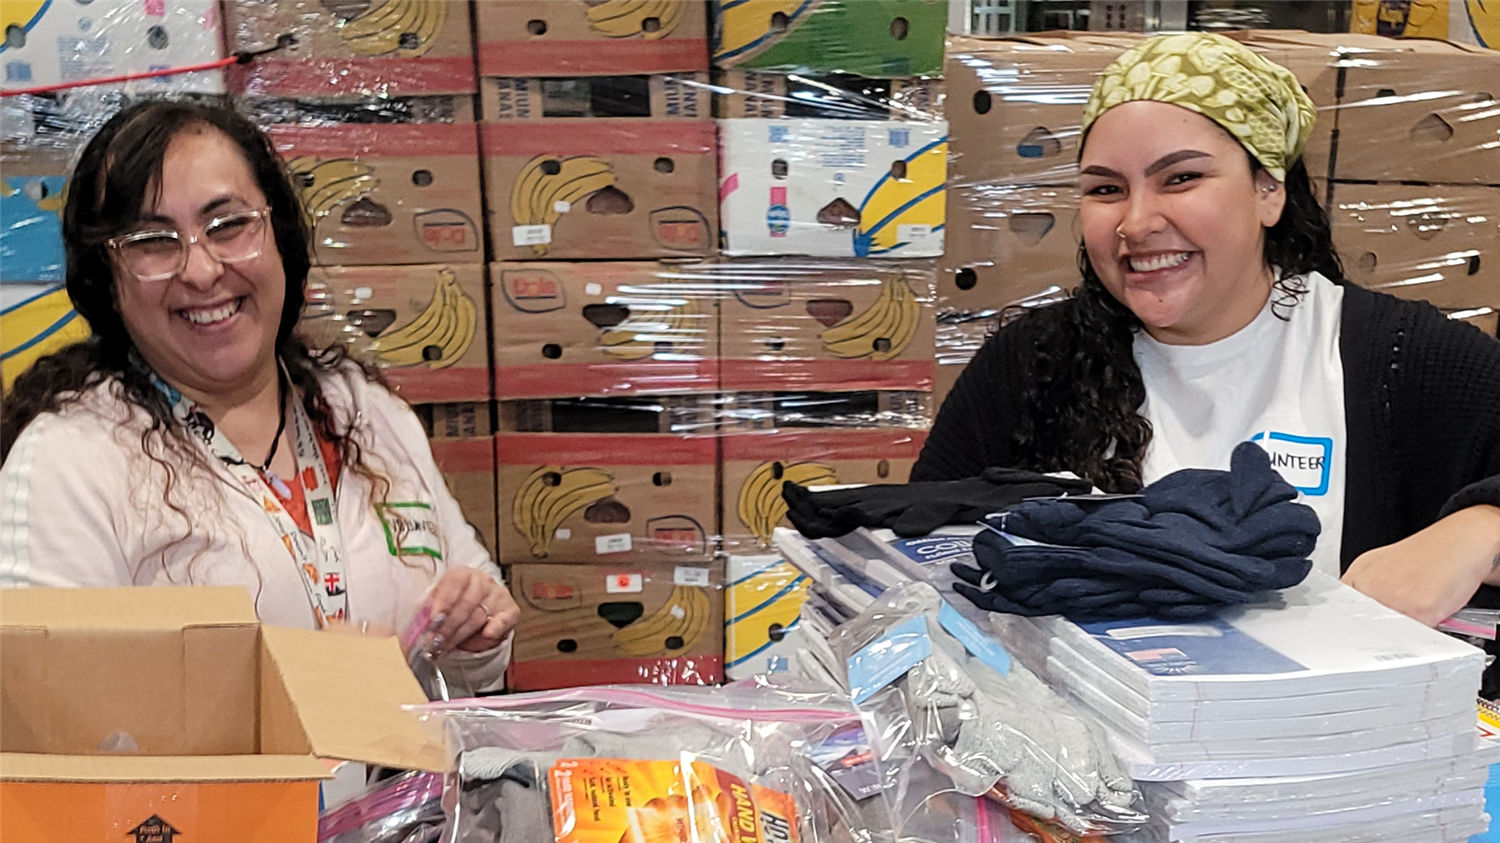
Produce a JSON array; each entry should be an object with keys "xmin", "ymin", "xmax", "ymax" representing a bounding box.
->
[
  {"xmin": 223, "ymin": 0, "xmax": 500, "ymax": 557},
  {"xmin": 709, "ymin": 0, "xmax": 946, "ymax": 681},
  {"xmin": 476, "ymin": 0, "xmax": 726, "ymax": 692},
  {"xmin": 933, "ymin": 30, "xmax": 1498, "ymax": 415},
  {"xmin": 0, "ymin": 1, "xmax": 227, "ymax": 390}
]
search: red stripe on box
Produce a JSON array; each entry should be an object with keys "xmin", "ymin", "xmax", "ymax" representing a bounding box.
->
[
  {"xmin": 720, "ymin": 429, "xmax": 929, "ymax": 462},
  {"xmin": 719, "ymin": 359, "xmax": 935, "ymax": 393},
  {"xmin": 267, "ymin": 122, "xmax": 480, "ymax": 158},
  {"xmin": 228, "ymin": 57, "xmax": 476, "ymax": 97},
  {"xmin": 386, "ymin": 367, "xmax": 491, "ymax": 403},
  {"xmin": 495, "ymin": 433, "xmax": 717, "ymax": 466},
  {"xmin": 493, "ymin": 361, "xmax": 719, "ymax": 400},
  {"xmin": 482, "ymin": 120, "xmax": 715, "ymax": 157},
  {"xmin": 507, "ymin": 654, "xmax": 723, "ymax": 691},
  {"xmin": 428, "ymin": 438, "xmax": 496, "ymax": 474},
  {"xmin": 478, "ymin": 39, "xmax": 709, "ymax": 77}
]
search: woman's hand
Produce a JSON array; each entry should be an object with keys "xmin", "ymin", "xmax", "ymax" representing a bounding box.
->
[
  {"xmin": 1342, "ymin": 505, "xmax": 1500, "ymax": 627},
  {"xmin": 417, "ymin": 567, "xmax": 520, "ymax": 657}
]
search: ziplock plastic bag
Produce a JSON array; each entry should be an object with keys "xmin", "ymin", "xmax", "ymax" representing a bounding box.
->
[
  {"xmin": 421, "ymin": 683, "xmax": 900, "ymax": 843},
  {"xmin": 318, "ymin": 771, "xmax": 445, "ymax": 843},
  {"xmin": 829, "ymin": 582, "xmax": 1148, "ymax": 836}
]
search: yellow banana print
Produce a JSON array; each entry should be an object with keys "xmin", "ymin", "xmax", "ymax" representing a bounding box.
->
[
  {"xmin": 286, "ymin": 156, "xmax": 377, "ymax": 230},
  {"xmin": 370, "ymin": 269, "xmax": 477, "ymax": 368},
  {"xmin": 1469, "ymin": 0, "xmax": 1500, "ymax": 48},
  {"xmin": 737, "ymin": 460, "xmax": 837, "ymax": 546},
  {"xmin": 587, "ymin": 0, "xmax": 685, "ymax": 39},
  {"xmin": 599, "ymin": 294, "xmax": 701, "ymax": 360},
  {"xmin": 2, "ymin": 286, "xmax": 90, "ymax": 392},
  {"xmin": 714, "ymin": 0, "xmax": 817, "ymax": 65},
  {"xmin": 854, "ymin": 138, "xmax": 947, "ymax": 257},
  {"xmin": 511, "ymin": 466, "xmax": 618, "ymax": 557},
  {"xmin": 337, "ymin": 0, "xmax": 446, "ymax": 57},
  {"xmin": 819, "ymin": 275, "xmax": 920, "ymax": 361},
  {"xmin": 0, "ymin": 1, "xmax": 47, "ymax": 43},
  {"xmin": 509, "ymin": 155, "xmax": 618, "ymax": 256},
  {"xmin": 613, "ymin": 585, "xmax": 711, "ymax": 656}
]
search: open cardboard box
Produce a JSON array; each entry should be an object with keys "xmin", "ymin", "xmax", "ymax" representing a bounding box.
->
[
  {"xmin": 0, "ymin": 587, "xmax": 442, "ymax": 843},
  {"xmin": 476, "ymin": 0, "xmax": 709, "ymax": 77}
]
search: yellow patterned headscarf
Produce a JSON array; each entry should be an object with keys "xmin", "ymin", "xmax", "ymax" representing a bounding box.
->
[{"xmin": 1080, "ymin": 33, "xmax": 1317, "ymax": 182}]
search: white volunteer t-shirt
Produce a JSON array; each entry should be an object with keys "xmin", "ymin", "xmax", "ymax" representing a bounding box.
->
[{"xmin": 1135, "ymin": 271, "xmax": 1347, "ymax": 577}]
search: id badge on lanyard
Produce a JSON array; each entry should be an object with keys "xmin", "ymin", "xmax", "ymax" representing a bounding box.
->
[{"xmin": 149, "ymin": 366, "xmax": 349, "ymax": 627}]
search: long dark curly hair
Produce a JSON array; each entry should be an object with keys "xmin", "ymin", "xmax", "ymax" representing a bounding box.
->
[
  {"xmin": 1009, "ymin": 154, "xmax": 1344, "ymax": 492},
  {"xmin": 0, "ymin": 101, "xmax": 387, "ymax": 541}
]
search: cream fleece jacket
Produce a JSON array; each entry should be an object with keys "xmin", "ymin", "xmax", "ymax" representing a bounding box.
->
[{"xmin": 0, "ymin": 364, "xmax": 509, "ymax": 692}]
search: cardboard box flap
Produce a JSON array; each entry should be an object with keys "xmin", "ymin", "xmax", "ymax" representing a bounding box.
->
[
  {"xmin": 261, "ymin": 627, "xmax": 445, "ymax": 773},
  {"xmin": 0, "ymin": 587, "xmax": 257, "ymax": 631},
  {"xmin": 0, "ymin": 752, "xmax": 328, "ymax": 783}
]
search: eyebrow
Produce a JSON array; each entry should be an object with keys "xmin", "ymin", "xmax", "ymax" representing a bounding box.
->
[
  {"xmin": 135, "ymin": 195, "xmax": 242, "ymax": 227},
  {"xmin": 1080, "ymin": 150, "xmax": 1214, "ymax": 180}
]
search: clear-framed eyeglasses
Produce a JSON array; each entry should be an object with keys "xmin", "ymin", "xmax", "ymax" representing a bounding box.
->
[{"xmin": 106, "ymin": 207, "xmax": 272, "ymax": 283}]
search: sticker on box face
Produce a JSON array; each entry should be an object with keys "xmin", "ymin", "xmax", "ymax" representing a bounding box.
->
[
  {"xmin": 596, "ymin": 533, "xmax": 633, "ymax": 555},
  {"xmin": 674, "ymin": 566, "xmax": 711, "ymax": 587},
  {"xmin": 512, "ymin": 224, "xmax": 552, "ymax": 247},
  {"xmin": 605, "ymin": 571, "xmax": 643, "ymax": 593}
]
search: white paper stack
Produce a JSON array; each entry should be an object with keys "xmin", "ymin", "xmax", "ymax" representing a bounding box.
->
[{"xmin": 800, "ymin": 526, "xmax": 1495, "ymax": 841}]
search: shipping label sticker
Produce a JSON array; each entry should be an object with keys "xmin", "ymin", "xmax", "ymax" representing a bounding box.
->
[
  {"xmin": 511, "ymin": 224, "xmax": 552, "ymax": 247},
  {"xmin": 1250, "ymin": 432, "xmax": 1333, "ymax": 496},
  {"xmin": 596, "ymin": 533, "xmax": 633, "ymax": 555},
  {"xmin": 674, "ymin": 566, "xmax": 711, "ymax": 587}
]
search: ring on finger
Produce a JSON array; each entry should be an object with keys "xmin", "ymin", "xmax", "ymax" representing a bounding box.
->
[{"xmin": 479, "ymin": 601, "xmax": 493, "ymax": 621}]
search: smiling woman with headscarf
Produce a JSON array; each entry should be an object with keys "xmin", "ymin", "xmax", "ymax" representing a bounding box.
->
[{"xmin": 916, "ymin": 33, "xmax": 1500, "ymax": 636}]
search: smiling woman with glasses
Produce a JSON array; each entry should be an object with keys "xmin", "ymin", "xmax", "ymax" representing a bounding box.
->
[{"xmin": 0, "ymin": 100, "xmax": 518, "ymax": 697}]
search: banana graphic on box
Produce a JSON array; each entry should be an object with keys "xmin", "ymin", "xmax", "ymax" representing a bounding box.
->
[
  {"xmin": 1469, "ymin": 0, "xmax": 1500, "ymax": 48},
  {"xmin": 818, "ymin": 275, "xmax": 921, "ymax": 361},
  {"xmin": 512, "ymin": 466, "xmax": 618, "ymax": 558},
  {"xmin": 600, "ymin": 295, "xmax": 702, "ymax": 360},
  {"xmin": 613, "ymin": 585, "xmax": 712, "ymax": 656},
  {"xmin": 0, "ymin": 1, "xmax": 47, "ymax": 47},
  {"xmin": 853, "ymin": 138, "xmax": 947, "ymax": 257},
  {"xmin": 510, "ymin": 155, "xmax": 618, "ymax": 257},
  {"xmin": 587, "ymin": 0, "xmax": 685, "ymax": 39},
  {"xmin": 286, "ymin": 156, "xmax": 377, "ymax": 230},
  {"xmin": 336, "ymin": 0, "xmax": 447, "ymax": 57},
  {"xmin": 713, "ymin": 0, "xmax": 818, "ymax": 65},
  {"xmin": 369, "ymin": 268, "xmax": 477, "ymax": 368},
  {"xmin": 738, "ymin": 460, "xmax": 838, "ymax": 547},
  {"xmin": 1, "ymin": 286, "xmax": 90, "ymax": 392}
]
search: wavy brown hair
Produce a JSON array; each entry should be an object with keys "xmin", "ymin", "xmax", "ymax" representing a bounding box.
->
[
  {"xmin": 0, "ymin": 100, "xmax": 393, "ymax": 576},
  {"xmin": 1009, "ymin": 155, "xmax": 1343, "ymax": 492}
]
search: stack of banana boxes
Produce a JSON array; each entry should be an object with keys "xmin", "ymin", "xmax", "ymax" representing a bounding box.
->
[
  {"xmin": 0, "ymin": 1, "xmax": 226, "ymax": 391},
  {"xmin": 221, "ymin": 0, "xmax": 498, "ymax": 557},
  {"xmin": 708, "ymin": 0, "xmax": 947, "ymax": 682},
  {"xmin": 933, "ymin": 30, "xmax": 1500, "ymax": 411},
  {"xmin": 475, "ymin": 0, "xmax": 726, "ymax": 692}
]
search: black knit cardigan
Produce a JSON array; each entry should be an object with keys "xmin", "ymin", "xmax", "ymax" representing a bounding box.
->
[{"xmin": 913, "ymin": 282, "xmax": 1500, "ymax": 595}]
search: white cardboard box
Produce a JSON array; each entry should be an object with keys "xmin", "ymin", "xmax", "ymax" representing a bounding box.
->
[
  {"xmin": 718, "ymin": 118, "xmax": 947, "ymax": 258},
  {"xmin": 0, "ymin": 0, "xmax": 224, "ymax": 94}
]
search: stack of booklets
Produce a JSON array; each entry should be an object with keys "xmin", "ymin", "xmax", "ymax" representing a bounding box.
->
[{"xmin": 794, "ymin": 526, "xmax": 1496, "ymax": 842}]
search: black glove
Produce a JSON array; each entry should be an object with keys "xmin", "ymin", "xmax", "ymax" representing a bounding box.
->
[{"xmin": 782, "ymin": 467, "xmax": 1093, "ymax": 539}]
